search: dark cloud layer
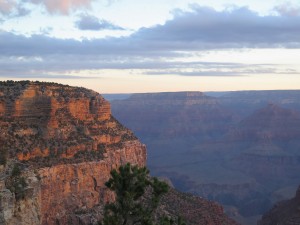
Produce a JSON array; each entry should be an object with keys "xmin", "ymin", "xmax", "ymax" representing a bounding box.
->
[
  {"xmin": 2, "ymin": 6, "xmax": 300, "ymax": 56},
  {"xmin": 1, "ymin": 5, "xmax": 300, "ymax": 77},
  {"xmin": 134, "ymin": 5, "xmax": 300, "ymax": 49},
  {"xmin": 75, "ymin": 14, "xmax": 124, "ymax": 30}
]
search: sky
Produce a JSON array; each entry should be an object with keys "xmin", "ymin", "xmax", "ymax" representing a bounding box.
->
[{"xmin": 0, "ymin": 0, "xmax": 300, "ymax": 93}]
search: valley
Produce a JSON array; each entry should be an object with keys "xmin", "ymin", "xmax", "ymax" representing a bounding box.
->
[{"xmin": 110, "ymin": 90, "xmax": 300, "ymax": 224}]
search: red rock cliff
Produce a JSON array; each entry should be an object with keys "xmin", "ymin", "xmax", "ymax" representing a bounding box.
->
[{"xmin": 0, "ymin": 81, "xmax": 146, "ymax": 225}]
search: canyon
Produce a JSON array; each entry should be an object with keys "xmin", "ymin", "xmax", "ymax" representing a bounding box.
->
[
  {"xmin": 0, "ymin": 81, "xmax": 236, "ymax": 225},
  {"xmin": 110, "ymin": 91, "xmax": 300, "ymax": 224}
]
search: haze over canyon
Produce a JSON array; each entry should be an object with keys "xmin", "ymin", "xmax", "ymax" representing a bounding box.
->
[{"xmin": 110, "ymin": 90, "xmax": 300, "ymax": 225}]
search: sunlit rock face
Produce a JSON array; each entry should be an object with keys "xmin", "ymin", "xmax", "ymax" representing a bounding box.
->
[{"xmin": 0, "ymin": 81, "xmax": 146, "ymax": 225}]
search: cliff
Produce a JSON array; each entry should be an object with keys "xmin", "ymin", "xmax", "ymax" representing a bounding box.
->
[
  {"xmin": 258, "ymin": 186, "xmax": 300, "ymax": 225},
  {"xmin": 0, "ymin": 80, "xmax": 138, "ymax": 163},
  {"xmin": 0, "ymin": 82, "xmax": 237, "ymax": 225},
  {"xmin": 0, "ymin": 81, "xmax": 146, "ymax": 225}
]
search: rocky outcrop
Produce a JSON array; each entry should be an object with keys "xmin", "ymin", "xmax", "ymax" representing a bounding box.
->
[
  {"xmin": 0, "ymin": 81, "xmax": 146, "ymax": 225},
  {"xmin": 258, "ymin": 186, "xmax": 300, "ymax": 225},
  {"xmin": 0, "ymin": 81, "xmax": 138, "ymax": 163}
]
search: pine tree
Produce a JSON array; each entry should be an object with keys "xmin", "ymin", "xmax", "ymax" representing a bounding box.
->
[{"xmin": 100, "ymin": 163, "xmax": 172, "ymax": 225}]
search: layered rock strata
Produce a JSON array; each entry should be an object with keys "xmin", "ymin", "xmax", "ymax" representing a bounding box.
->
[{"xmin": 0, "ymin": 81, "xmax": 146, "ymax": 225}]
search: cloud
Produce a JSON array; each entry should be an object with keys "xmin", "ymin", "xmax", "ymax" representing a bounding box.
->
[
  {"xmin": 274, "ymin": 2, "xmax": 300, "ymax": 16},
  {"xmin": 132, "ymin": 5, "xmax": 300, "ymax": 49},
  {"xmin": 2, "ymin": 5, "xmax": 300, "ymax": 56},
  {"xmin": 143, "ymin": 64, "xmax": 300, "ymax": 76},
  {"xmin": 1, "ymin": 0, "xmax": 117, "ymax": 17},
  {"xmin": 1, "ymin": 5, "xmax": 300, "ymax": 78},
  {"xmin": 144, "ymin": 70, "xmax": 244, "ymax": 77},
  {"xmin": 30, "ymin": 0, "xmax": 94, "ymax": 15},
  {"xmin": 0, "ymin": 0, "xmax": 15, "ymax": 15},
  {"xmin": 105, "ymin": 0, "xmax": 119, "ymax": 7},
  {"xmin": 3, "ymin": 5, "xmax": 300, "ymax": 49},
  {"xmin": 75, "ymin": 14, "xmax": 124, "ymax": 30},
  {"xmin": 0, "ymin": 73, "xmax": 97, "ymax": 79},
  {"xmin": 0, "ymin": 0, "xmax": 29, "ymax": 17}
]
